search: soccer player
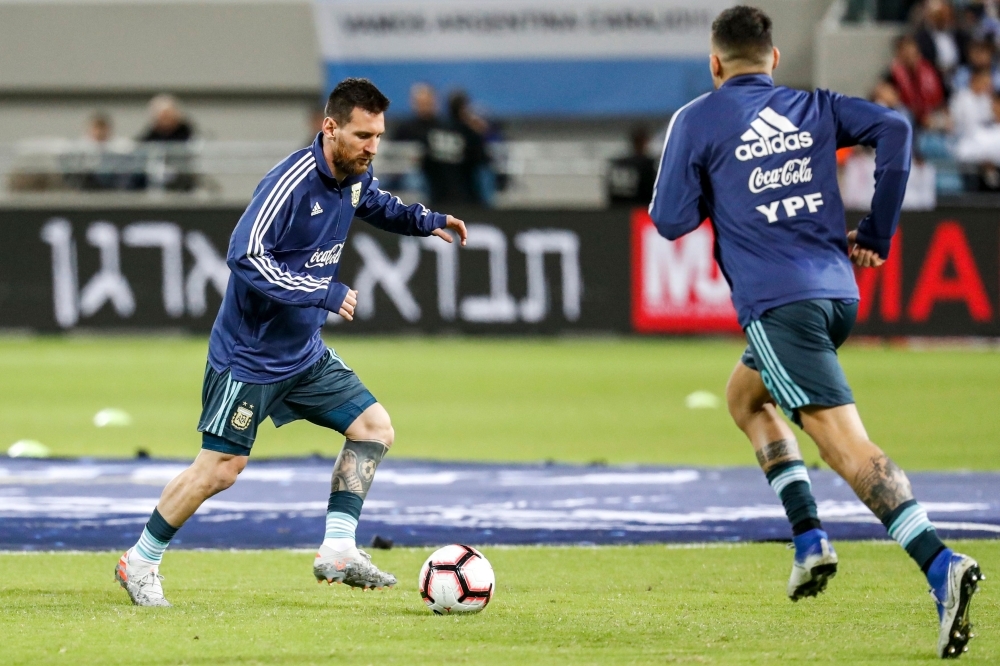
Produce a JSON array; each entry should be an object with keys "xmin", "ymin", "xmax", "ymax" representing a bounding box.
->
[
  {"xmin": 648, "ymin": 7, "xmax": 983, "ymax": 659},
  {"xmin": 115, "ymin": 79, "xmax": 468, "ymax": 606}
]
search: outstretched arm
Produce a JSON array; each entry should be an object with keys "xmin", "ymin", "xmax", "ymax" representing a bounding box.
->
[
  {"xmin": 648, "ymin": 100, "xmax": 710, "ymax": 240},
  {"xmin": 832, "ymin": 94, "xmax": 912, "ymax": 262},
  {"xmin": 356, "ymin": 176, "xmax": 467, "ymax": 245}
]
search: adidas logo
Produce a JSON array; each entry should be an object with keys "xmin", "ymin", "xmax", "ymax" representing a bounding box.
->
[
  {"xmin": 310, "ymin": 201, "xmax": 324, "ymax": 216},
  {"xmin": 735, "ymin": 107, "xmax": 813, "ymax": 162}
]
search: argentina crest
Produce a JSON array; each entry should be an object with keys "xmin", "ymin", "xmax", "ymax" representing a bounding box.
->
[
  {"xmin": 231, "ymin": 402, "xmax": 254, "ymax": 431},
  {"xmin": 351, "ymin": 182, "xmax": 362, "ymax": 207}
]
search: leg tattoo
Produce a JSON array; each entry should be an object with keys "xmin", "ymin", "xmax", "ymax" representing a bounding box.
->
[
  {"xmin": 855, "ymin": 453, "xmax": 947, "ymax": 571},
  {"xmin": 853, "ymin": 454, "xmax": 914, "ymax": 521},
  {"xmin": 755, "ymin": 438, "xmax": 802, "ymax": 472},
  {"xmin": 324, "ymin": 439, "xmax": 389, "ymax": 549},
  {"xmin": 330, "ymin": 439, "xmax": 388, "ymax": 500}
]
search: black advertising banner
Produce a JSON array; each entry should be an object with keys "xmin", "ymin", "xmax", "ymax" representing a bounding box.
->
[
  {"xmin": 1, "ymin": 206, "xmax": 997, "ymax": 336},
  {"xmin": 0, "ymin": 207, "xmax": 631, "ymax": 334}
]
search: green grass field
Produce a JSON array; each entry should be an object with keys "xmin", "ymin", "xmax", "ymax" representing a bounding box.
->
[
  {"xmin": 1, "ymin": 336, "xmax": 997, "ymax": 664},
  {"xmin": 1, "ymin": 336, "xmax": 998, "ymax": 468},
  {"xmin": 1, "ymin": 542, "xmax": 996, "ymax": 665}
]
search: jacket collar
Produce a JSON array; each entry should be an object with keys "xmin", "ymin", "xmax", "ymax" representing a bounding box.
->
[
  {"xmin": 721, "ymin": 73, "xmax": 775, "ymax": 89},
  {"xmin": 311, "ymin": 132, "xmax": 335, "ymax": 179}
]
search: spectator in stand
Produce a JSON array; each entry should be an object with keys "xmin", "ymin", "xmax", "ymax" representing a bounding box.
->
[
  {"xmin": 952, "ymin": 86, "xmax": 1000, "ymax": 188},
  {"xmin": 888, "ymin": 34, "xmax": 947, "ymax": 127},
  {"xmin": 394, "ymin": 83, "xmax": 440, "ymax": 145},
  {"xmin": 915, "ymin": 0, "xmax": 966, "ymax": 88},
  {"xmin": 958, "ymin": 1, "xmax": 1000, "ymax": 48},
  {"xmin": 606, "ymin": 126, "xmax": 657, "ymax": 206},
  {"xmin": 137, "ymin": 94, "xmax": 196, "ymax": 191},
  {"xmin": 953, "ymin": 39, "xmax": 1000, "ymax": 90},
  {"xmin": 392, "ymin": 83, "xmax": 447, "ymax": 203},
  {"xmin": 950, "ymin": 67, "xmax": 995, "ymax": 136},
  {"xmin": 69, "ymin": 112, "xmax": 142, "ymax": 191},
  {"xmin": 446, "ymin": 90, "xmax": 493, "ymax": 206},
  {"xmin": 139, "ymin": 94, "xmax": 194, "ymax": 142}
]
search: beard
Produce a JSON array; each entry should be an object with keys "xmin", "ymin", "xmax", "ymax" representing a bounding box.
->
[{"xmin": 330, "ymin": 137, "xmax": 373, "ymax": 176}]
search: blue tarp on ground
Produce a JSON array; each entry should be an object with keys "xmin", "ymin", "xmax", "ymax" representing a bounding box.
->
[{"xmin": 1, "ymin": 458, "xmax": 997, "ymax": 550}]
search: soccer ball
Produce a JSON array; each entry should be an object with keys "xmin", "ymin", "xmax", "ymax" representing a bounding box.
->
[{"xmin": 418, "ymin": 544, "xmax": 494, "ymax": 614}]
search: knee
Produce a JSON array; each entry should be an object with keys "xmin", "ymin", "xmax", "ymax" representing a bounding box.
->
[
  {"xmin": 726, "ymin": 379, "xmax": 756, "ymax": 430},
  {"xmin": 350, "ymin": 406, "xmax": 394, "ymax": 448},
  {"xmin": 206, "ymin": 456, "xmax": 246, "ymax": 493}
]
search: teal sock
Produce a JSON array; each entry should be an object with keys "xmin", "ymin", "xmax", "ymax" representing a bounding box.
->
[
  {"xmin": 881, "ymin": 500, "xmax": 946, "ymax": 572},
  {"xmin": 132, "ymin": 508, "xmax": 178, "ymax": 565},
  {"xmin": 765, "ymin": 461, "xmax": 822, "ymax": 536}
]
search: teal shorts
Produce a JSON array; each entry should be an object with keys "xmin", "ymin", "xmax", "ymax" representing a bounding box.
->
[
  {"xmin": 197, "ymin": 349, "xmax": 377, "ymax": 456},
  {"xmin": 741, "ymin": 299, "xmax": 857, "ymax": 427}
]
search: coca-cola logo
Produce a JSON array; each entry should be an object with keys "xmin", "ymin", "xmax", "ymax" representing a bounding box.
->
[
  {"xmin": 748, "ymin": 157, "xmax": 813, "ymax": 194},
  {"xmin": 305, "ymin": 243, "xmax": 344, "ymax": 268}
]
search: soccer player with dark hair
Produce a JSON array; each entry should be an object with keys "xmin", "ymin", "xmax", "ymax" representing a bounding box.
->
[
  {"xmin": 115, "ymin": 78, "xmax": 467, "ymax": 605},
  {"xmin": 649, "ymin": 6, "xmax": 983, "ymax": 659}
]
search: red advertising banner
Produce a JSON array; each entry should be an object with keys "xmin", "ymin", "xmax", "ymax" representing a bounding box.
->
[
  {"xmin": 851, "ymin": 212, "xmax": 999, "ymax": 336},
  {"xmin": 631, "ymin": 209, "xmax": 741, "ymax": 334}
]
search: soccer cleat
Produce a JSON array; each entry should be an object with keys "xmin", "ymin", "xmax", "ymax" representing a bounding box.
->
[
  {"xmin": 928, "ymin": 550, "xmax": 982, "ymax": 659},
  {"xmin": 115, "ymin": 549, "xmax": 171, "ymax": 607},
  {"xmin": 313, "ymin": 544, "xmax": 397, "ymax": 590},
  {"xmin": 787, "ymin": 528, "xmax": 838, "ymax": 601}
]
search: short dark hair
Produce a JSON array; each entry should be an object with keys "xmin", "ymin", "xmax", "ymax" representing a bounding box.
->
[
  {"xmin": 711, "ymin": 6, "xmax": 773, "ymax": 64},
  {"xmin": 324, "ymin": 78, "xmax": 390, "ymax": 126}
]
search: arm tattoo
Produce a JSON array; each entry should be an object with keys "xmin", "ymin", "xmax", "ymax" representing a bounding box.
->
[
  {"xmin": 853, "ymin": 454, "xmax": 914, "ymax": 521},
  {"xmin": 330, "ymin": 439, "xmax": 388, "ymax": 500},
  {"xmin": 754, "ymin": 439, "xmax": 802, "ymax": 472}
]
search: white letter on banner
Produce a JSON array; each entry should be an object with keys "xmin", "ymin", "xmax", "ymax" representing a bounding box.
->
[
  {"xmin": 78, "ymin": 222, "xmax": 135, "ymax": 318},
  {"xmin": 352, "ymin": 233, "xmax": 421, "ymax": 322},
  {"xmin": 420, "ymin": 233, "xmax": 458, "ymax": 321},
  {"xmin": 123, "ymin": 222, "xmax": 184, "ymax": 317},
  {"xmin": 40, "ymin": 218, "xmax": 80, "ymax": 328},
  {"xmin": 459, "ymin": 224, "xmax": 517, "ymax": 323},
  {"xmin": 184, "ymin": 231, "xmax": 230, "ymax": 316},
  {"xmin": 514, "ymin": 230, "xmax": 582, "ymax": 322},
  {"xmin": 643, "ymin": 224, "xmax": 730, "ymax": 308}
]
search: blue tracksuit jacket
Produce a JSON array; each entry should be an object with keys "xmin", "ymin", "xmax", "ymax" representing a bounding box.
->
[
  {"xmin": 208, "ymin": 133, "xmax": 447, "ymax": 382},
  {"xmin": 648, "ymin": 74, "xmax": 911, "ymax": 327}
]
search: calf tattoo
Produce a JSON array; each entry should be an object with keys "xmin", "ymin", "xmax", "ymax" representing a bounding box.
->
[
  {"xmin": 755, "ymin": 439, "xmax": 802, "ymax": 471},
  {"xmin": 853, "ymin": 454, "xmax": 914, "ymax": 520},
  {"xmin": 330, "ymin": 439, "xmax": 388, "ymax": 500}
]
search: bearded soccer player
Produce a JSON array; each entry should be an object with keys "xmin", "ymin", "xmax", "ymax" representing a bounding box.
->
[
  {"xmin": 649, "ymin": 6, "xmax": 982, "ymax": 659},
  {"xmin": 115, "ymin": 78, "xmax": 468, "ymax": 605}
]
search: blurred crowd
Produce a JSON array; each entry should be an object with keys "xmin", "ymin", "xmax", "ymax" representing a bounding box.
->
[
  {"xmin": 843, "ymin": 0, "xmax": 1000, "ymax": 201},
  {"xmin": 11, "ymin": 94, "xmax": 198, "ymax": 193},
  {"xmin": 386, "ymin": 83, "xmax": 503, "ymax": 207}
]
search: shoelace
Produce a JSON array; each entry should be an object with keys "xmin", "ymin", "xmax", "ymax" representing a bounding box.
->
[{"xmin": 134, "ymin": 569, "xmax": 166, "ymax": 599}]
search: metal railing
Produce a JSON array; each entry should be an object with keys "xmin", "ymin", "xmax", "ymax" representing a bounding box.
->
[{"xmin": 0, "ymin": 137, "xmax": 634, "ymax": 207}]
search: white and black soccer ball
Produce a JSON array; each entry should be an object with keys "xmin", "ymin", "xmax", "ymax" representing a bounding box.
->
[{"xmin": 418, "ymin": 544, "xmax": 494, "ymax": 614}]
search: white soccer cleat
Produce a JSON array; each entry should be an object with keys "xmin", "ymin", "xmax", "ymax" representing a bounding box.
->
[
  {"xmin": 313, "ymin": 544, "xmax": 397, "ymax": 590},
  {"xmin": 115, "ymin": 549, "xmax": 171, "ymax": 607},
  {"xmin": 787, "ymin": 529, "xmax": 838, "ymax": 601}
]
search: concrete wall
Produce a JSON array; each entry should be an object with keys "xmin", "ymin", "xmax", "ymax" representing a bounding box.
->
[
  {"xmin": 757, "ymin": 0, "xmax": 837, "ymax": 90},
  {"xmin": 0, "ymin": 0, "xmax": 323, "ymax": 143},
  {"xmin": 814, "ymin": 21, "xmax": 903, "ymax": 97},
  {"xmin": 0, "ymin": 1, "xmax": 320, "ymax": 94}
]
